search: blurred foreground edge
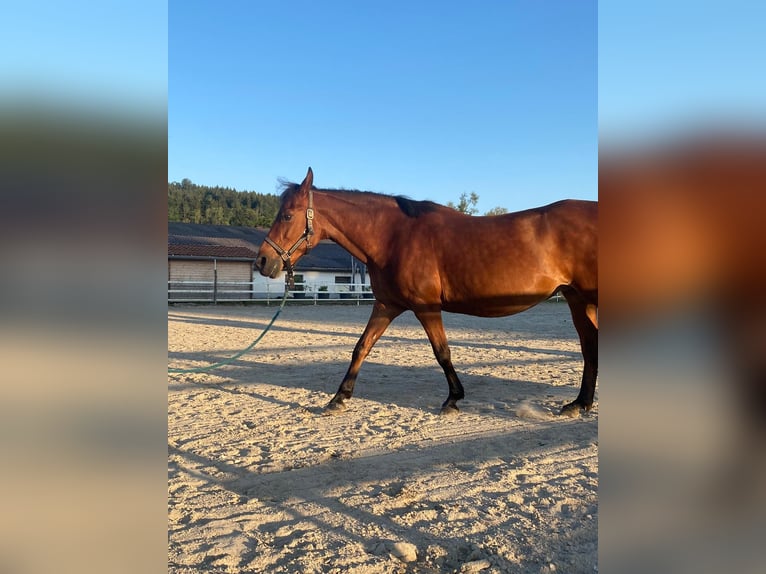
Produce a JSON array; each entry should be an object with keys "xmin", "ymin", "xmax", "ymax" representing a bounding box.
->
[{"xmin": 600, "ymin": 131, "xmax": 766, "ymax": 574}]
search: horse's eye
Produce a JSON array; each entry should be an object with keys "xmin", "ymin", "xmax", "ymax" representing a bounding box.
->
[{"xmin": 283, "ymin": 213, "xmax": 293, "ymax": 222}]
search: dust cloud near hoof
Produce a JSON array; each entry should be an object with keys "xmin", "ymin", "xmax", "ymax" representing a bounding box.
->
[
  {"xmin": 439, "ymin": 404, "xmax": 460, "ymax": 417},
  {"xmin": 560, "ymin": 403, "xmax": 583, "ymax": 419},
  {"xmin": 516, "ymin": 400, "xmax": 553, "ymax": 421}
]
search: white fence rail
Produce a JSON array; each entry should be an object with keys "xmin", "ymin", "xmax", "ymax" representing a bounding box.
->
[
  {"xmin": 168, "ymin": 280, "xmax": 375, "ymax": 304},
  {"xmin": 169, "ymin": 280, "xmax": 565, "ymax": 305}
]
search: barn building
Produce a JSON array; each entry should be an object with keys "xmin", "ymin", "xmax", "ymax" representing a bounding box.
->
[{"xmin": 168, "ymin": 223, "xmax": 369, "ymax": 302}]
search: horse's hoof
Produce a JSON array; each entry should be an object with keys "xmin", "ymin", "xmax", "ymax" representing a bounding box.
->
[
  {"xmin": 439, "ymin": 404, "xmax": 460, "ymax": 417},
  {"xmin": 323, "ymin": 400, "xmax": 347, "ymax": 415},
  {"xmin": 560, "ymin": 402, "xmax": 584, "ymax": 418}
]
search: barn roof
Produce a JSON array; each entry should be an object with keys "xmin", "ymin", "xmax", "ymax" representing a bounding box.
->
[{"xmin": 168, "ymin": 222, "xmax": 357, "ymax": 271}]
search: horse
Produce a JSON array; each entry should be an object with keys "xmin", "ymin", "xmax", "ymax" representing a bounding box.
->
[{"xmin": 255, "ymin": 168, "xmax": 598, "ymax": 416}]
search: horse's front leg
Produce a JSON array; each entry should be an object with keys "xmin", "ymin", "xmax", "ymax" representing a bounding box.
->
[
  {"xmin": 414, "ymin": 309, "xmax": 465, "ymax": 416},
  {"xmin": 325, "ymin": 301, "xmax": 402, "ymax": 414}
]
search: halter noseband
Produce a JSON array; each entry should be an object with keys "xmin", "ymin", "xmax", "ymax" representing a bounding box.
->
[{"xmin": 263, "ymin": 187, "xmax": 315, "ymax": 288}]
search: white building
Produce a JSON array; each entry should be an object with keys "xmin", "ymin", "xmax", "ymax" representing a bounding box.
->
[{"xmin": 168, "ymin": 223, "xmax": 370, "ymax": 302}]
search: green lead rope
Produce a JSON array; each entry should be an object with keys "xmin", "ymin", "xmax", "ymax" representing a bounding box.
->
[{"xmin": 168, "ymin": 282, "xmax": 290, "ymax": 375}]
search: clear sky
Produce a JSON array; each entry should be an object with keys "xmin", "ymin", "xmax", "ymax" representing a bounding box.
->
[
  {"xmin": 1, "ymin": 0, "xmax": 166, "ymax": 118},
  {"xmin": 169, "ymin": 1, "xmax": 597, "ymax": 214},
  {"xmin": 599, "ymin": 0, "xmax": 766, "ymax": 143}
]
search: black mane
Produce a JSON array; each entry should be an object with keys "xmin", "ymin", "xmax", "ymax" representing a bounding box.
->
[
  {"xmin": 394, "ymin": 195, "xmax": 439, "ymax": 218},
  {"xmin": 278, "ymin": 180, "xmax": 305, "ymax": 200}
]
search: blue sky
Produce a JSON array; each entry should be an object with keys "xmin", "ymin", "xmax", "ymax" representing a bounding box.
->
[
  {"xmin": 169, "ymin": 1, "xmax": 597, "ymax": 214},
  {"xmin": 2, "ymin": 2, "xmax": 761, "ymax": 213},
  {"xmin": 599, "ymin": 0, "xmax": 766, "ymax": 143},
  {"xmin": 1, "ymin": 0, "xmax": 166, "ymax": 117}
]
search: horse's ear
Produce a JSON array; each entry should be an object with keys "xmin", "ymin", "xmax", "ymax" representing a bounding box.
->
[{"xmin": 299, "ymin": 167, "xmax": 313, "ymax": 195}]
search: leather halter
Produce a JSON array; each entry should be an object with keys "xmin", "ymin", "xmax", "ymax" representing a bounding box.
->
[{"xmin": 263, "ymin": 187, "xmax": 315, "ymax": 288}]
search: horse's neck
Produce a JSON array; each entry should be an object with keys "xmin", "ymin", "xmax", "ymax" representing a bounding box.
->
[{"xmin": 318, "ymin": 192, "xmax": 396, "ymax": 265}]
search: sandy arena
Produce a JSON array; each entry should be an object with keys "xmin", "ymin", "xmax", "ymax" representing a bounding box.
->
[{"xmin": 168, "ymin": 301, "xmax": 598, "ymax": 573}]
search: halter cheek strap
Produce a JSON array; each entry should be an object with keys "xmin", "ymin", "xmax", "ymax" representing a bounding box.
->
[{"xmin": 264, "ymin": 188, "xmax": 315, "ymax": 288}]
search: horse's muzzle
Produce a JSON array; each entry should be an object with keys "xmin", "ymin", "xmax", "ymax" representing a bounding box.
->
[{"xmin": 255, "ymin": 252, "xmax": 282, "ymax": 278}]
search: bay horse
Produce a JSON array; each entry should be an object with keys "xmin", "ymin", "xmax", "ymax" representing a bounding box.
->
[{"xmin": 256, "ymin": 168, "xmax": 598, "ymax": 416}]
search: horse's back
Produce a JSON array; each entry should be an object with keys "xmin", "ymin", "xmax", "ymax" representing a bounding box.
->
[
  {"xmin": 404, "ymin": 199, "xmax": 597, "ymax": 316},
  {"xmin": 472, "ymin": 199, "xmax": 597, "ymax": 261}
]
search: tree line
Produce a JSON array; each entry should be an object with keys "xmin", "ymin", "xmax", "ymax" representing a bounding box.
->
[
  {"xmin": 168, "ymin": 179, "xmax": 281, "ymax": 227},
  {"xmin": 168, "ymin": 179, "xmax": 507, "ymax": 226},
  {"xmin": 447, "ymin": 192, "xmax": 508, "ymax": 216}
]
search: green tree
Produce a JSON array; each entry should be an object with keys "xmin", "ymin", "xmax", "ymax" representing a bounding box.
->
[
  {"xmin": 167, "ymin": 179, "xmax": 281, "ymax": 226},
  {"xmin": 447, "ymin": 192, "xmax": 507, "ymax": 216},
  {"xmin": 447, "ymin": 191, "xmax": 480, "ymax": 215}
]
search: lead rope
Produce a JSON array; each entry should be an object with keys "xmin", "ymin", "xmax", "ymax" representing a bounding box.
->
[
  {"xmin": 169, "ymin": 189, "xmax": 314, "ymax": 374},
  {"xmin": 168, "ymin": 272, "xmax": 292, "ymax": 374}
]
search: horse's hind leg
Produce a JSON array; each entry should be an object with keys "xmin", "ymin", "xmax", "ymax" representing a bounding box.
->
[
  {"xmin": 325, "ymin": 301, "xmax": 402, "ymax": 414},
  {"xmin": 414, "ymin": 309, "xmax": 465, "ymax": 416},
  {"xmin": 560, "ymin": 288, "xmax": 598, "ymax": 417}
]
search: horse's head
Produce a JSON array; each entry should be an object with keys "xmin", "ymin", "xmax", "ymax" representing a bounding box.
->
[{"xmin": 255, "ymin": 167, "xmax": 316, "ymax": 279}]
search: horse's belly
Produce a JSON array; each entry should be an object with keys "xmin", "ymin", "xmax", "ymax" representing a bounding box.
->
[{"xmin": 442, "ymin": 298, "xmax": 543, "ymax": 318}]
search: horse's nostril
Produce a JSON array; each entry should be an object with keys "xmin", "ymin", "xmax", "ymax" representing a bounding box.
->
[{"xmin": 256, "ymin": 256, "xmax": 266, "ymax": 270}]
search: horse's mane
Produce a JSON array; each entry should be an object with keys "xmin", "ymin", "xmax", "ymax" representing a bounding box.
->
[
  {"xmin": 278, "ymin": 181, "xmax": 440, "ymax": 218},
  {"xmin": 277, "ymin": 180, "xmax": 304, "ymax": 200},
  {"xmin": 394, "ymin": 195, "xmax": 440, "ymax": 218}
]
